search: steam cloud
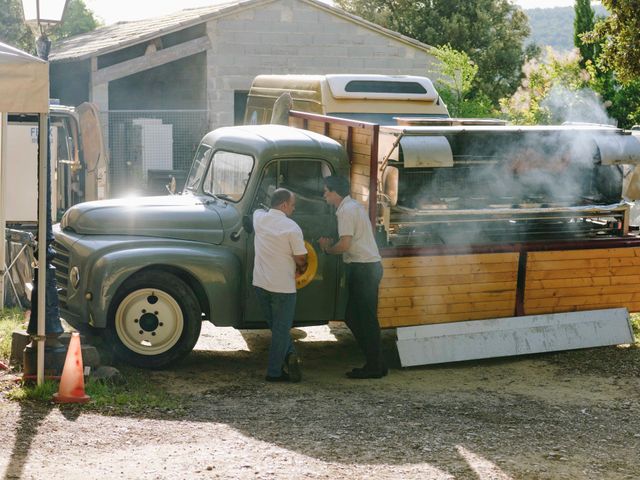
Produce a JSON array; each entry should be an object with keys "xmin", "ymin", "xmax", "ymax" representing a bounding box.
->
[
  {"xmin": 542, "ymin": 85, "xmax": 616, "ymax": 126},
  {"xmin": 391, "ymin": 126, "xmax": 623, "ymax": 247}
]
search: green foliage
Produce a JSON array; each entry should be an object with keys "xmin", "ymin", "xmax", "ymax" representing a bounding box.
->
[
  {"xmin": 571, "ymin": 0, "xmax": 640, "ymax": 129},
  {"xmin": 50, "ymin": 0, "xmax": 101, "ymax": 42},
  {"xmin": 7, "ymin": 379, "xmax": 58, "ymax": 401},
  {"xmin": 606, "ymin": 80, "xmax": 640, "ymax": 128},
  {"xmin": 430, "ymin": 45, "xmax": 477, "ymax": 99},
  {"xmin": 429, "ymin": 45, "xmax": 497, "ymax": 118},
  {"xmin": 503, "ymin": 2, "xmax": 640, "ymax": 132},
  {"xmin": 631, "ymin": 313, "xmax": 640, "ymax": 341},
  {"xmin": 454, "ymin": 94, "xmax": 498, "ymax": 119},
  {"xmin": 500, "ymin": 49, "xmax": 597, "ymax": 125},
  {"xmin": 7, "ymin": 367, "xmax": 185, "ymax": 414},
  {"xmin": 574, "ymin": 0, "xmax": 596, "ymax": 67},
  {"xmin": 0, "ymin": 0, "xmax": 99, "ymax": 53},
  {"xmin": 335, "ymin": 0, "xmax": 531, "ymax": 104},
  {"xmin": 0, "ymin": 309, "xmax": 25, "ymax": 361},
  {"xmin": 584, "ymin": 0, "xmax": 640, "ymax": 84},
  {"xmin": 430, "ymin": 45, "xmax": 475, "ymax": 116},
  {"xmin": 82, "ymin": 371, "xmax": 185, "ymax": 414},
  {"xmin": 0, "ymin": 0, "xmax": 34, "ymax": 52}
]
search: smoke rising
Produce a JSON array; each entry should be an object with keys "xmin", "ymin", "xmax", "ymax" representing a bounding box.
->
[{"xmin": 542, "ymin": 85, "xmax": 616, "ymax": 126}]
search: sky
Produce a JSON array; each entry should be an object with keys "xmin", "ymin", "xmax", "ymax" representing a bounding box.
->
[{"xmin": 84, "ymin": 0, "xmax": 579, "ymax": 25}]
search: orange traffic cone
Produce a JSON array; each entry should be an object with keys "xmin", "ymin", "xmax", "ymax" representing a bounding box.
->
[{"xmin": 53, "ymin": 332, "xmax": 90, "ymax": 404}]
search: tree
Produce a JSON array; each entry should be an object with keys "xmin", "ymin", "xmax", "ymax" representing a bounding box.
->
[
  {"xmin": 573, "ymin": 0, "xmax": 640, "ymax": 128},
  {"xmin": 430, "ymin": 44, "xmax": 495, "ymax": 117},
  {"xmin": 500, "ymin": 49, "xmax": 599, "ymax": 125},
  {"xmin": 584, "ymin": 0, "xmax": 640, "ymax": 84},
  {"xmin": 335, "ymin": 0, "xmax": 531, "ymax": 104},
  {"xmin": 0, "ymin": 0, "xmax": 34, "ymax": 51},
  {"xmin": 0, "ymin": 0, "xmax": 99, "ymax": 53},
  {"xmin": 50, "ymin": 0, "xmax": 101, "ymax": 42},
  {"xmin": 574, "ymin": 0, "xmax": 596, "ymax": 68}
]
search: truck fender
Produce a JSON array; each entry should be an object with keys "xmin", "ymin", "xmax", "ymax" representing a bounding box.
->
[{"xmin": 85, "ymin": 246, "xmax": 241, "ymax": 328}]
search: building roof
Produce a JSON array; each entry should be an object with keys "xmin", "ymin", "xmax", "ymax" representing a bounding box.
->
[{"xmin": 50, "ymin": 0, "xmax": 433, "ymax": 62}]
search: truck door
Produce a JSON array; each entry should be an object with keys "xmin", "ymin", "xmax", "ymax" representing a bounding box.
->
[
  {"xmin": 243, "ymin": 158, "xmax": 340, "ymax": 327},
  {"xmin": 76, "ymin": 103, "xmax": 109, "ymax": 202}
]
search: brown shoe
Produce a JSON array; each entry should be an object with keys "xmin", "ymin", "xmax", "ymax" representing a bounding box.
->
[
  {"xmin": 346, "ymin": 368, "xmax": 387, "ymax": 379},
  {"xmin": 265, "ymin": 371, "xmax": 290, "ymax": 382},
  {"xmin": 286, "ymin": 353, "xmax": 302, "ymax": 383}
]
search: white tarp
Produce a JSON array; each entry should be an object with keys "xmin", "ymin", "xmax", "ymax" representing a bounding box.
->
[
  {"xmin": 0, "ymin": 41, "xmax": 49, "ymax": 113},
  {"xmin": 1, "ymin": 40, "xmax": 48, "ymax": 307},
  {"xmin": 0, "ymin": 41, "xmax": 49, "ymax": 384}
]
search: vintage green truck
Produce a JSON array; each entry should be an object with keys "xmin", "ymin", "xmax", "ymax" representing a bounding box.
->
[
  {"xmin": 53, "ymin": 111, "xmax": 640, "ymax": 368},
  {"xmin": 53, "ymin": 123, "xmax": 349, "ymax": 367}
]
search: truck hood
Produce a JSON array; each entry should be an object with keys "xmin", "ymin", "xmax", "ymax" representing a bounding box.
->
[{"xmin": 59, "ymin": 195, "xmax": 233, "ymax": 244}]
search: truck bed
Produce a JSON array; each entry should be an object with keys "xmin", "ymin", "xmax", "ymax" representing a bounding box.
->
[{"xmin": 288, "ymin": 111, "xmax": 640, "ymax": 328}]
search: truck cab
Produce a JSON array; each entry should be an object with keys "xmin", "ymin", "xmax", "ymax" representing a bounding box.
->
[{"xmin": 53, "ymin": 125, "xmax": 349, "ymax": 368}]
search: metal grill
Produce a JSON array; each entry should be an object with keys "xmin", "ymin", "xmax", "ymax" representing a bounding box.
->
[
  {"xmin": 100, "ymin": 110, "xmax": 209, "ymax": 198},
  {"xmin": 387, "ymin": 205, "xmax": 629, "ymax": 246},
  {"xmin": 52, "ymin": 240, "xmax": 69, "ymax": 306}
]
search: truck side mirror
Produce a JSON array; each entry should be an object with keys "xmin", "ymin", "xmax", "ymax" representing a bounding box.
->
[
  {"xmin": 381, "ymin": 166, "xmax": 399, "ymax": 207},
  {"xmin": 242, "ymin": 214, "xmax": 254, "ymax": 234}
]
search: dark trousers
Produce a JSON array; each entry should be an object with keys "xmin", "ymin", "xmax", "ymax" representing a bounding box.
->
[
  {"xmin": 254, "ymin": 287, "xmax": 297, "ymax": 377},
  {"xmin": 345, "ymin": 261, "xmax": 385, "ymax": 371}
]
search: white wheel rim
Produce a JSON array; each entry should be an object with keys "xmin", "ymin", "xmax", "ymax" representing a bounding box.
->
[{"xmin": 115, "ymin": 288, "xmax": 184, "ymax": 355}]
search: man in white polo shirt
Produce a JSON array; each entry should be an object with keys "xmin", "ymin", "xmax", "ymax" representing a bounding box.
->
[
  {"xmin": 319, "ymin": 175, "xmax": 387, "ymax": 379},
  {"xmin": 253, "ymin": 188, "xmax": 308, "ymax": 382}
]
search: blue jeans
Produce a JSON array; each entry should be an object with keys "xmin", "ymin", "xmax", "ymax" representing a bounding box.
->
[{"xmin": 254, "ymin": 287, "xmax": 297, "ymax": 377}]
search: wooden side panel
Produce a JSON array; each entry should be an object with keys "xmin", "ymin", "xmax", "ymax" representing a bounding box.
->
[
  {"xmin": 378, "ymin": 253, "xmax": 519, "ymax": 328},
  {"xmin": 524, "ymin": 247, "xmax": 640, "ymax": 314},
  {"xmin": 289, "ymin": 113, "xmax": 375, "ymax": 206},
  {"xmin": 349, "ymin": 127, "xmax": 374, "ymax": 204}
]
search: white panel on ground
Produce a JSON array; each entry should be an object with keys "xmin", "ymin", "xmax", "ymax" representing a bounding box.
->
[{"xmin": 396, "ymin": 308, "xmax": 634, "ymax": 367}]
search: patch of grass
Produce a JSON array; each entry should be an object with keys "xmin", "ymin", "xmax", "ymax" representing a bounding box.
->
[
  {"xmin": 2, "ymin": 310, "xmax": 185, "ymax": 415},
  {"xmin": 7, "ymin": 379, "xmax": 57, "ymax": 401},
  {"xmin": 630, "ymin": 313, "xmax": 640, "ymax": 342},
  {"xmin": 84, "ymin": 367, "xmax": 186, "ymax": 415},
  {"xmin": 0, "ymin": 308, "xmax": 26, "ymax": 361},
  {"xmin": 6, "ymin": 366, "xmax": 186, "ymax": 416}
]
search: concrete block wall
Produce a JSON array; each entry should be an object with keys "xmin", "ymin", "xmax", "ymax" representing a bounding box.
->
[{"xmin": 206, "ymin": 0, "xmax": 441, "ymax": 129}]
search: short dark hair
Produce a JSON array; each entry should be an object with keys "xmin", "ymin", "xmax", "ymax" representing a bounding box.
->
[
  {"xmin": 271, "ymin": 188, "xmax": 292, "ymax": 208},
  {"xmin": 323, "ymin": 175, "xmax": 350, "ymax": 198}
]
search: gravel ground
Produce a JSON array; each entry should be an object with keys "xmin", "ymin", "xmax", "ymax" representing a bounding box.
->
[{"xmin": 1, "ymin": 321, "xmax": 639, "ymax": 480}]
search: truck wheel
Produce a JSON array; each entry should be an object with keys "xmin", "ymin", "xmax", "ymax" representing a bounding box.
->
[{"xmin": 108, "ymin": 271, "xmax": 202, "ymax": 369}]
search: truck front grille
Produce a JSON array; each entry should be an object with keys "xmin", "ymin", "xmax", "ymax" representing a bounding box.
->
[{"xmin": 52, "ymin": 241, "xmax": 69, "ymax": 306}]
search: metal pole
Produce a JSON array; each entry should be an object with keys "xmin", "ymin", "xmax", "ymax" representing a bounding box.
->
[
  {"xmin": 37, "ymin": 113, "xmax": 48, "ymax": 386},
  {"xmin": 0, "ymin": 113, "xmax": 7, "ymax": 310}
]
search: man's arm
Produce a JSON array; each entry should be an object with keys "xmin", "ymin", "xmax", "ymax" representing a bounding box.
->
[
  {"xmin": 319, "ymin": 235, "xmax": 352, "ymax": 255},
  {"xmin": 294, "ymin": 254, "xmax": 308, "ymax": 275}
]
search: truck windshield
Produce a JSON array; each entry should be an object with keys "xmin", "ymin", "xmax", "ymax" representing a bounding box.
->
[
  {"xmin": 202, "ymin": 150, "xmax": 254, "ymax": 202},
  {"xmin": 184, "ymin": 144, "xmax": 212, "ymax": 193}
]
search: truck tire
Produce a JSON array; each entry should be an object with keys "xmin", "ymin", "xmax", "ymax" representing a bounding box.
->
[{"xmin": 108, "ymin": 271, "xmax": 202, "ymax": 369}]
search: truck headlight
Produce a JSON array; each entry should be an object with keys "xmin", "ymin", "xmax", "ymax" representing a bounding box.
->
[{"xmin": 70, "ymin": 266, "xmax": 80, "ymax": 289}]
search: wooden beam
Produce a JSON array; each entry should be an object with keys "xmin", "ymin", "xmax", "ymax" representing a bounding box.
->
[{"xmin": 93, "ymin": 36, "xmax": 210, "ymax": 85}]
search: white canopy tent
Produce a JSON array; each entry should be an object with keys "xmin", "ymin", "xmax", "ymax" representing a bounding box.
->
[{"xmin": 0, "ymin": 40, "xmax": 50, "ymax": 384}]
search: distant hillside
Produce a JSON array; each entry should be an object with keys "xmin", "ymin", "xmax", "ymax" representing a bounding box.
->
[{"xmin": 525, "ymin": 5, "xmax": 608, "ymax": 52}]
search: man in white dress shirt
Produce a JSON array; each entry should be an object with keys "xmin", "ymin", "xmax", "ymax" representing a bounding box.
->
[
  {"xmin": 253, "ymin": 188, "xmax": 308, "ymax": 382},
  {"xmin": 319, "ymin": 175, "xmax": 387, "ymax": 379}
]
